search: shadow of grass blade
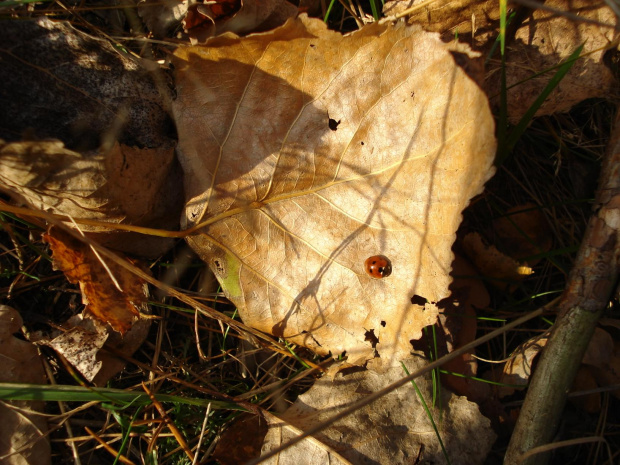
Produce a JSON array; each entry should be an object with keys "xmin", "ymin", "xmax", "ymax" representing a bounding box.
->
[
  {"xmin": 498, "ymin": 43, "xmax": 586, "ymax": 164},
  {"xmin": 402, "ymin": 363, "xmax": 451, "ymax": 465}
]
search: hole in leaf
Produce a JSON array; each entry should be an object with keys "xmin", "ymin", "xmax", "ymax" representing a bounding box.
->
[
  {"xmin": 328, "ymin": 117, "xmax": 340, "ymax": 131},
  {"xmin": 213, "ymin": 259, "xmax": 225, "ymax": 275},
  {"xmin": 411, "ymin": 295, "xmax": 428, "ymax": 306},
  {"xmin": 380, "ymin": 320, "xmax": 386, "ymax": 327},
  {"xmin": 364, "ymin": 329, "xmax": 379, "ymax": 348}
]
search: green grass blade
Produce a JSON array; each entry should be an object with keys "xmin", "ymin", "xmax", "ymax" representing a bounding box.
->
[
  {"xmin": 112, "ymin": 406, "xmax": 143, "ymax": 465},
  {"xmin": 324, "ymin": 0, "xmax": 337, "ymax": 22},
  {"xmin": 402, "ymin": 363, "xmax": 451, "ymax": 465},
  {"xmin": 369, "ymin": 0, "xmax": 380, "ymax": 21},
  {"xmin": 0, "ymin": 382, "xmax": 242, "ymax": 410},
  {"xmin": 496, "ymin": 0, "xmax": 509, "ymax": 164}
]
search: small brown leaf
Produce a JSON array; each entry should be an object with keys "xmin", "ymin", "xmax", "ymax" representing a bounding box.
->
[
  {"xmin": 184, "ymin": 0, "xmax": 297, "ymax": 44},
  {"xmin": 47, "ymin": 324, "xmax": 109, "ymax": 382},
  {"xmin": 462, "ymin": 232, "xmax": 527, "ymax": 291},
  {"xmin": 386, "ymin": 0, "xmax": 618, "ymax": 121},
  {"xmin": 492, "ymin": 203, "xmax": 552, "ymax": 265},
  {"xmin": 212, "ymin": 414, "xmax": 268, "ymax": 464},
  {"xmin": 43, "ymin": 228, "xmax": 148, "ymax": 334},
  {"xmin": 499, "ymin": 335, "xmax": 548, "ymax": 398},
  {"xmin": 569, "ymin": 365, "xmax": 601, "ymax": 413}
]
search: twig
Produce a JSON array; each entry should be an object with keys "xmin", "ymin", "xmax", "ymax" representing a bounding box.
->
[{"xmin": 505, "ymin": 108, "xmax": 620, "ymax": 465}]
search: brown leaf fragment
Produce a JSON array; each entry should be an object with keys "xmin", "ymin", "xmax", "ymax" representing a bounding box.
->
[
  {"xmin": 492, "ymin": 203, "xmax": 552, "ymax": 265},
  {"xmin": 212, "ymin": 413, "xmax": 268, "ymax": 464},
  {"xmin": 261, "ymin": 358, "xmax": 495, "ymax": 464},
  {"xmin": 462, "ymin": 232, "xmax": 528, "ymax": 291},
  {"xmin": 0, "ymin": 306, "xmax": 51, "ymax": 465},
  {"xmin": 92, "ymin": 317, "xmax": 151, "ymax": 386},
  {"xmin": 498, "ymin": 335, "xmax": 548, "ymax": 398},
  {"xmin": 47, "ymin": 324, "xmax": 108, "ymax": 383},
  {"xmin": 383, "ymin": 0, "xmax": 500, "ymax": 47},
  {"xmin": 184, "ymin": 0, "xmax": 298, "ymax": 44},
  {"xmin": 43, "ymin": 228, "xmax": 148, "ymax": 334},
  {"xmin": 439, "ymin": 256, "xmax": 491, "ymax": 402},
  {"xmin": 569, "ymin": 365, "xmax": 601, "ymax": 413},
  {"xmin": 173, "ymin": 15, "xmax": 496, "ymax": 368},
  {"xmin": 589, "ymin": 339, "xmax": 620, "ymax": 401},
  {"xmin": 582, "ymin": 326, "xmax": 614, "ymax": 368}
]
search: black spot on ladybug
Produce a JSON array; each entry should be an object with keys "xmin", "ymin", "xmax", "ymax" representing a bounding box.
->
[
  {"xmin": 328, "ymin": 117, "xmax": 340, "ymax": 131},
  {"xmin": 365, "ymin": 255, "xmax": 392, "ymax": 279}
]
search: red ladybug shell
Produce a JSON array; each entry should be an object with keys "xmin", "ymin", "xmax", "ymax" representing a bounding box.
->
[{"xmin": 364, "ymin": 255, "xmax": 392, "ymax": 279}]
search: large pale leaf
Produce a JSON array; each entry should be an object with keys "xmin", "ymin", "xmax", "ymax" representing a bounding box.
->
[
  {"xmin": 261, "ymin": 358, "xmax": 496, "ymax": 464},
  {"xmin": 173, "ymin": 16, "xmax": 496, "ymax": 367}
]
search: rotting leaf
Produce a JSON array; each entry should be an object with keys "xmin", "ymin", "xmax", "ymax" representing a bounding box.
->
[
  {"xmin": 43, "ymin": 228, "xmax": 149, "ymax": 334},
  {"xmin": 173, "ymin": 15, "xmax": 496, "ymax": 368}
]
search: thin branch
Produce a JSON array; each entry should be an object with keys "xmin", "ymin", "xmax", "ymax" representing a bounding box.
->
[{"xmin": 505, "ymin": 107, "xmax": 620, "ymax": 465}]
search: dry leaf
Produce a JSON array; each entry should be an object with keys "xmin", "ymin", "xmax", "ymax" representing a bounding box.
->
[
  {"xmin": 486, "ymin": 0, "xmax": 618, "ymax": 121},
  {"xmin": 439, "ymin": 256, "xmax": 491, "ymax": 402},
  {"xmin": 43, "ymin": 228, "xmax": 149, "ymax": 334},
  {"xmin": 383, "ymin": 0, "xmax": 499, "ymax": 46},
  {"xmin": 0, "ymin": 306, "xmax": 50, "ymax": 465},
  {"xmin": 385, "ymin": 0, "xmax": 618, "ymax": 121},
  {"xmin": 184, "ymin": 0, "xmax": 297, "ymax": 44},
  {"xmin": 139, "ymin": 0, "xmax": 189, "ymax": 38},
  {"xmin": 261, "ymin": 358, "xmax": 496, "ymax": 464},
  {"xmin": 0, "ymin": 139, "xmax": 181, "ymax": 257},
  {"xmin": 569, "ymin": 365, "xmax": 600, "ymax": 413},
  {"xmin": 492, "ymin": 203, "xmax": 552, "ymax": 265},
  {"xmin": 582, "ymin": 326, "xmax": 614, "ymax": 368},
  {"xmin": 0, "ymin": 18, "xmax": 182, "ymax": 258},
  {"xmin": 173, "ymin": 15, "xmax": 496, "ymax": 368},
  {"xmin": 212, "ymin": 413, "xmax": 268, "ymax": 464},
  {"xmin": 462, "ymin": 232, "xmax": 528, "ymax": 291},
  {"xmin": 589, "ymin": 339, "xmax": 620, "ymax": 400},
  {"xmin": 499, "ymin": 335, "xmax": 548, "ymax": 398},
  {"xmin": 46, "ymin": 323, "xmax": 109, "ymax": 382}
]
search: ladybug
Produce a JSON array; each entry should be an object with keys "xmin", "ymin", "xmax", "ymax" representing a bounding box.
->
[{"xmin": 364, "ymin": 255, "xmax": 392, "ymax": 279}]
